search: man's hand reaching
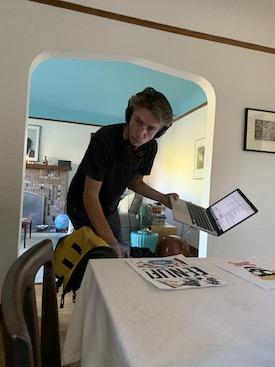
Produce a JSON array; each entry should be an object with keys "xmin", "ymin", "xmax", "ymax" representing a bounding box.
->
[
  {"xmin": 161, "ymin": 193, "xmax": 179, "ymax": 209},
  {"xmin": 109, "ymin": 242, "xmax": 131, "ymax": 258}
]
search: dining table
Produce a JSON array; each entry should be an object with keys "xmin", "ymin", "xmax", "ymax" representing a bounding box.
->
[{"xmin": 62, "ymin": 255, "xmax": 275, "ymax": 367}]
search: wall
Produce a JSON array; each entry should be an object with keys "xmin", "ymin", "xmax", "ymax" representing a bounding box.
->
[
  {"xmin": 1, "ymin": 0, "xmax": 275, "ymax": 295},
  {"xmin": 150, "ymin": 108, "xmax": 207, "ymax": 203},
  {"xmin": 148, "ymin": 106, "xmax": 208, "ymax": 249},
  {"xmin": 29, "ymin": 118, "xmax": 100, "ymax": 183}
]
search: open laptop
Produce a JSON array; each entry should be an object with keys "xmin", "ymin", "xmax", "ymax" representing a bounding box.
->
[{"xmin": 171, "ymin": 188, "xmax": 258, "ymax": 236}]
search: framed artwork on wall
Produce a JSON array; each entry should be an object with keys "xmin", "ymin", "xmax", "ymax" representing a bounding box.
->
[
  {"xmin": 26, "ymin": 125, "xmax": 40, "ymax": 161},
  {"xmin": 194, "ymin": 138, "xmax": 205, "ymax": 179},
  {"xmin": 244, "ymin": 108, "xmax": 275, "ymax": 153}
]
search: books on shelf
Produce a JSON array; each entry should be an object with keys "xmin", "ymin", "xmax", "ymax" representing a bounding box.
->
[
  {"xmin": 151, "ymin": 203, "xmax": 166, "ymax": 225},
  {"xmin": 152, "ymin": 214, "xmax": 166, "ymax": 225}
]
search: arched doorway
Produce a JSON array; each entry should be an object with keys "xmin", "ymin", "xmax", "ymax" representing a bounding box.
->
[{"xmin": 23, "ymin": 53, "xmax": 215, "ymax": 256}]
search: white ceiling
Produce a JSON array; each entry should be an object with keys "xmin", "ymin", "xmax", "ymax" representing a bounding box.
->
[{"xmin": 29, "ymin": 59, "xmax": 207, "ymax": 126}]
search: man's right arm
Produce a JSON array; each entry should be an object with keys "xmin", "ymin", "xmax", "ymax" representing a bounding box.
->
[{"xmin": 83, "ymin": 175, "xmax": 121, "ymax": 256}]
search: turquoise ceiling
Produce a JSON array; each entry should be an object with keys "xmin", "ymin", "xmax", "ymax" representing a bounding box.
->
[{"xmin": 29, "ymin": 59, "xmax": 207, "ymax": 126}]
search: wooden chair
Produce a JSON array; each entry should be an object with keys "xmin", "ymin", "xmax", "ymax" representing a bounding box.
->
[{"xmin": 1, "ymin": 240, "xmax": 61, "ymax": 367}]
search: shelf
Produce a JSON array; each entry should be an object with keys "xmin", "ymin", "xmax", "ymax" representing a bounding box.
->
[{"xmin": 26, "ymin": 163, "xmax": 72, "ymax": 171}]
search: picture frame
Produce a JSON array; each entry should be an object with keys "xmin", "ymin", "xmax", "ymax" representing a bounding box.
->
[
  {"xmin": 26, "ymin": 125, "xmax": 40, "ymax": 161},
  {"xmin": 244, "ymin": 108, "xmax": 275, "ymax": 153},
  {"xmin": 194, "ymin": 138, "xmax": 205, "ymax": 179}
]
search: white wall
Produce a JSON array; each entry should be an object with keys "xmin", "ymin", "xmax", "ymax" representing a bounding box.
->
[
  {"xmin": 1, "ymin": 0, "xmax": 275, "ymax": 295},
  {"xmin": 29, "ymin": 118, "xmax": 100, "ymax": 183},
  {"xmin": 151, "ymin": 107, "xmax": 207, "ymax": 203},
  {"xmin": 148, "ymin": 107, "xmax": 208, "ymax": 249}
]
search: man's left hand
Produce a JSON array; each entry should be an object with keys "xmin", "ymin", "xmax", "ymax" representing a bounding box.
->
[{"xmin": 162, "ymin": 193, "xmax": 179, "ymax": 209}]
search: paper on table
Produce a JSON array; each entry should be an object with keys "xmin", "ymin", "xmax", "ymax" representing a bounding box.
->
[
  {"xmin": 210, "ymin": 257, "xmax": 275, "ymax": 290},
  {"xmin": 125, "ymin": 254, "xmax": 228, "ymax": 290}
]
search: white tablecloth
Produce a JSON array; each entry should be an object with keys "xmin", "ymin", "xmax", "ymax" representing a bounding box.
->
[{"xmin": 62, "ymin": 257, "xmax": 275, "ymax": 367}]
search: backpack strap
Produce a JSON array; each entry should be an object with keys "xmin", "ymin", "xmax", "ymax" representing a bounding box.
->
[
  {"xmin": 55, "ymin": 276, "xmax": 64, "ymax": 293},
  {"xmin": 60, "ymin": 292, "xmax": 65, "ymax": 309},
  {"xmin": 59, "ymin": 290, "xmax": 77, "ymax": 308}
]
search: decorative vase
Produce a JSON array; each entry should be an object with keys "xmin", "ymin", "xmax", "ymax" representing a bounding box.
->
[{"xmin": 130, "ymin": 228, "xmax": 159, "ymax": 253}]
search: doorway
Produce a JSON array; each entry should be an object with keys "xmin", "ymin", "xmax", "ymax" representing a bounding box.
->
[{"xmin": 25, "ymin": 53, "xmax": 215, "ymax": 256}]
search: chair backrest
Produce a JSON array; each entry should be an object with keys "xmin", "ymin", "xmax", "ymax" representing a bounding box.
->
[
  {"xmin": 1, "ymin": 240, "xmax": 61, "ymax": 367},
  {"xmin": 23, "ymin": 191, "xmax": 45, "ymax": 229}
]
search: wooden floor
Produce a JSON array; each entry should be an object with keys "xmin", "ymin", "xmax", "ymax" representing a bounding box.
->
[{"xmin": 0, "ymin": 284, "xmax": 74, "ymax": 366}]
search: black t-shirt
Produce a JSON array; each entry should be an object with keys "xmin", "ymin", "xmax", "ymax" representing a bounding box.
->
[{"xmin": 67, "ymin": 123, "xmax": 157, "ymax": 215}]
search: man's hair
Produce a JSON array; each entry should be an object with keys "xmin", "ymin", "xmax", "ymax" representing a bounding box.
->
[{"xmin": 127, "ymin": 87, "xmax": 173, "ymax": 127}]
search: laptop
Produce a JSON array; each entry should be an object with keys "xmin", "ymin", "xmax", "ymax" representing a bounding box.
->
[{"xmin": 171, "ymin": 188, "xmax": 258, "ymax": 236}]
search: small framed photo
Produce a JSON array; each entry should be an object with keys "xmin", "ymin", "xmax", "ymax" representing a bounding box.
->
[
  {"xmin": 244, "ymin": 108, "xmax": 275, "ymax": 153},
  {"xmin": 26, "ymin": 125, "xmax": 40, "ymax": 161},
  {"xmin": 194, "ymin": 138, "xmax": 205, "ymax": 179}
]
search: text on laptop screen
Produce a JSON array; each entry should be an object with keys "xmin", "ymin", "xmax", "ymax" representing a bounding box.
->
[{"xmin": 209, "ymin": 190, "xmax": 256, "ymax": 232}]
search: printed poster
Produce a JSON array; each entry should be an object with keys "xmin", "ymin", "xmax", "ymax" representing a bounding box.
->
[
  {"xmin": 125, "ymin": 254, "xmax": 228, "ymax": 290},
  {"xmin": 210, "ymin": 257, "xmax": 275, "ymax": 290}
]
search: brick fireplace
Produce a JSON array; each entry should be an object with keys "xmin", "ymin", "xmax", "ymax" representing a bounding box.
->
[{"xmin": 24, "ymin": 163, "xmax": 72, "ymax": 228}]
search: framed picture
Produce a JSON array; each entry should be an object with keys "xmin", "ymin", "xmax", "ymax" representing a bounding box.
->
[
  {"xmin": 26, "ymin": 125, "xmax": 40, "ymax": 161},
  {"xmin": 244, "ymin": 108, "xmax": 275, "ymax": 153},
  {"xmin": 194, "ymin": 138, "xmax": 205, "ymax": 179}
]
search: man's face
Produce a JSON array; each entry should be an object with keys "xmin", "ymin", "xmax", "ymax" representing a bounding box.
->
[{"xmin": 127, "ymin": 107, "xmax": 162, "ymax": 149}]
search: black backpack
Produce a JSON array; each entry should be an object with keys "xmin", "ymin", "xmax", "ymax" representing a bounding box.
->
[{"xmin": 54, "ymin": 226, "xmax": 117, "ymax": 307}]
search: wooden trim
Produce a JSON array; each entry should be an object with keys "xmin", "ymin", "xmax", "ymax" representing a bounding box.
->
[
  {"xmin": 26, "ymin": 163, "xmax": 72, "ymax": 171},
  {"xmin": 173, "ymin": 102, "xmax": 208, "ymax": 123},
  {"xmin": 29, "ymin": 116, "xmax": 103, "ymax": 127},
  {"xmin": 29, "ymin": 0, "xmax": 275, "ymax": 55}
]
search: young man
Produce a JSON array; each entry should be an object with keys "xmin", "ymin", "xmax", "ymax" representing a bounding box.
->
[{"xmin": 67, "ymin": 87, "xmax": 179, "ymax": 256}]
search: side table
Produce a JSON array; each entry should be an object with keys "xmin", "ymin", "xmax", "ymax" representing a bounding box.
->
[
  {"xmin": 22, "ymin": 214, "xmax": 35, "ymax": 248},
  {"xmin": 151, "ymin": 222, "xmax": 177, "ymax": 244}
]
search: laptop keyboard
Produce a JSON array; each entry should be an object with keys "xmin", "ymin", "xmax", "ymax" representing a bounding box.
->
[{"xmin": 187, "ymin": 203, "xmax": 214, "ymax": 232}]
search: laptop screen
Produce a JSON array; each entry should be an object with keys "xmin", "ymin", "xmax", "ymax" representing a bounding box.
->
[{"xmin": 208, "ymin": 189, "xmax": 258, "ymax": 233}]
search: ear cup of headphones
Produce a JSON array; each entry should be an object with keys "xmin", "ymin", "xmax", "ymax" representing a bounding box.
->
[{"xmin": 155, "ymin": 125, "xmax": 169, "ymax": 138}]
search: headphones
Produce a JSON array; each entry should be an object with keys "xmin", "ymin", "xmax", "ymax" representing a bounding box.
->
[{"xmin": 125, "ymin": 88, "xmax": 173, "ymax": 138}]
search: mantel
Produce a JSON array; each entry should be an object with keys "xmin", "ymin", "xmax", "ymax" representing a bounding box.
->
[{"xmin": 26, "ymin": 163, "xmax": 72, "ymax": 171}]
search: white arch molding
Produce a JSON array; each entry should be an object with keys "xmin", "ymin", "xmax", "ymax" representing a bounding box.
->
[{"xmin": 25, "ymin": 52, "xmax": 216, "ymax": 257}]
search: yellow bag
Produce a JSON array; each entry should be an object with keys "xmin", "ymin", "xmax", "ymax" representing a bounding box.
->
[{"xmin": 54, "ymin": 226, "xmax": 117, "ymax": 307}]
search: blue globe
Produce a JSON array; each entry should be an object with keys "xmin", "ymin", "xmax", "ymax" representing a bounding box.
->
[{"xmin": 55, "ymin": 214, "xmax": 69, "ymax": 230}]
